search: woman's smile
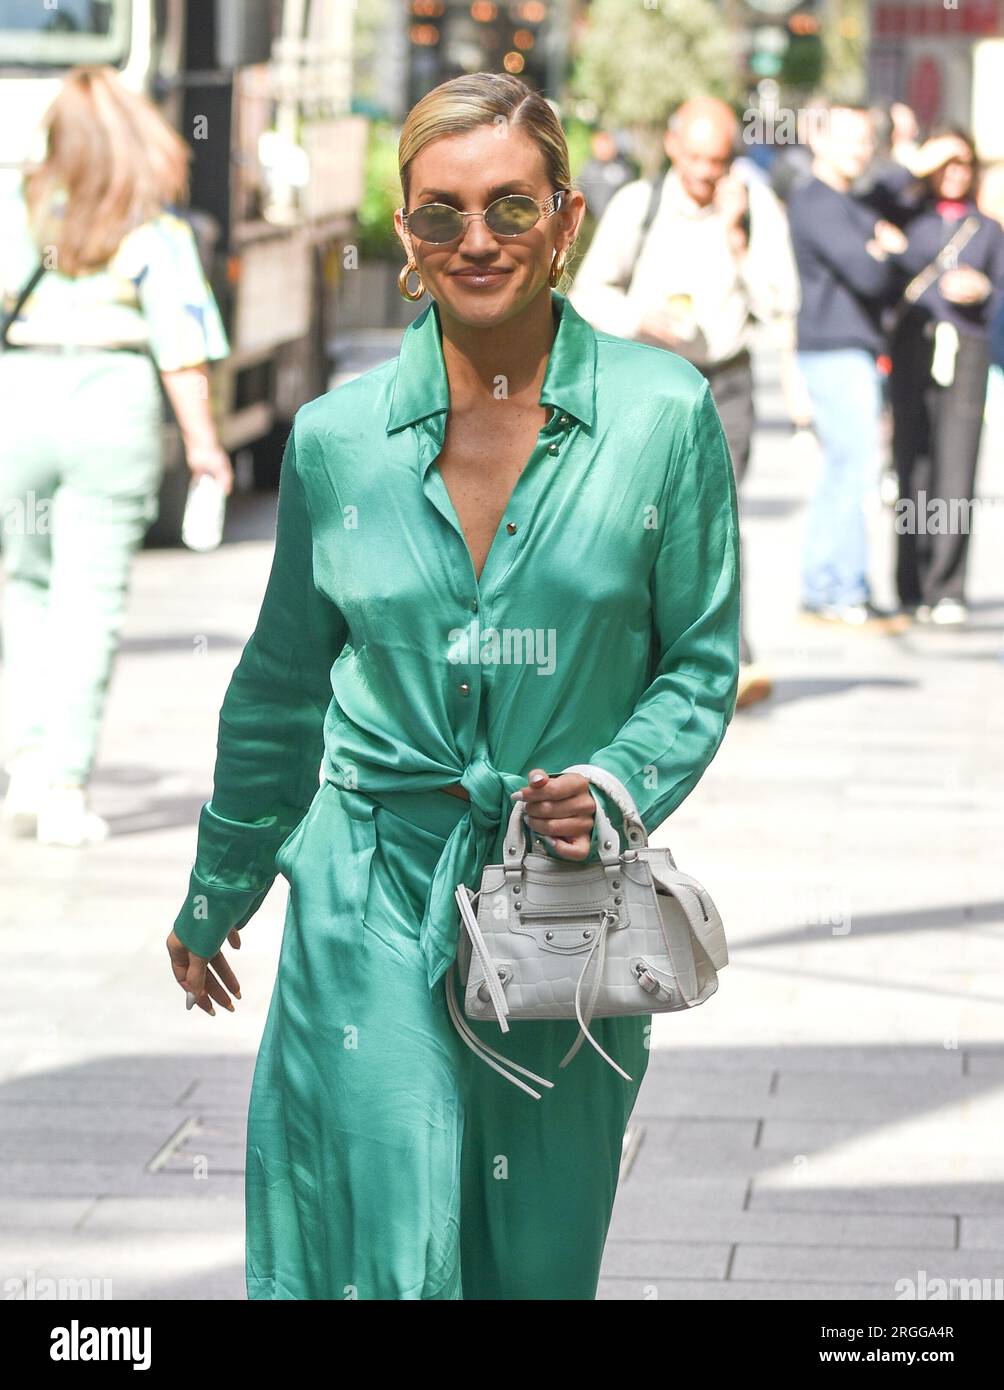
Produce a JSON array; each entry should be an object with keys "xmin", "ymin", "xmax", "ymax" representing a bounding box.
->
[{"xmin": 448, "ymin": 265, "xmax": 515, "ymax": 288}]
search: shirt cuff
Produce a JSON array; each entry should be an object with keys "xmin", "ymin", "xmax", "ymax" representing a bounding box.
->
[{"xmin": 172, "ymin": 868, "xmax": 271, "ymax": 959}]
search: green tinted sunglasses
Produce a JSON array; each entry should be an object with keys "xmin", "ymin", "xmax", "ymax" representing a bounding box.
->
[{"xmin": 401, "ymin": 188, "xmax": 571, "ymax": 244}]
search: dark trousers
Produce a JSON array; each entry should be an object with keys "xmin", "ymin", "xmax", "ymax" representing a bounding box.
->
[
  {"xmin": 889, "ymin": 323, "xmax": 990, "ymax": 607},
  {"xmin": 700, "ymin": 351, "xmax": 755, "ymax": 664}
]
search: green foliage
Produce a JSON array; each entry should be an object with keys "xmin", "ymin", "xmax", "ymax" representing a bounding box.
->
[
  {"xmin": 780, "ymin": 34, "xmax": 824, "ymax": 91},
  {"xmin": 356, "ymin": 121, "xmax": 404, "ymax": 262},
  {"xmin": 570, "ymin": 0, "xmax": 740, "ymax": 132},
  {"xmin": 564, "ymin": 115, "xmax": 595, "ymax": 183}
]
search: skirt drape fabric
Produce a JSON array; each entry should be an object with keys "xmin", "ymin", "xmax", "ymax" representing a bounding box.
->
[{"xmin": 245, "ymin": 777, "xmax": 651, "ymax": 1300}]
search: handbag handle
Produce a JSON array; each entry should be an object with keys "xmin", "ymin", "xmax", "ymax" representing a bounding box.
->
[
  {"xmin": 560, "ymin": 763, "xmax": 648, "ymax": 848},
  {"xmin": 501, "ymin": 763, "xmax": 648, "ymax": 872}
]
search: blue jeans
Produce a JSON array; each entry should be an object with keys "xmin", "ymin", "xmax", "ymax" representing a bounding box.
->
[{"xmin": 797, "ymin": 349, "xmax": 881, "ymax": 609}]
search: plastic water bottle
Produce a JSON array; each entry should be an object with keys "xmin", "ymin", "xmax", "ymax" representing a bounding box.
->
[{"xmin": 182, "ymin": 474, "xmax": 227, "ymax": 552}]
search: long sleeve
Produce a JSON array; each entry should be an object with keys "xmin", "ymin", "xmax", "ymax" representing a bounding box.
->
[
  {"xmin": 585, "ymin": 379, "xmax": 741, "ymax": 836},
  {"xmin": 172, "ymin": 421, "xmax": 348, "ymax": 958},
  {"xmin": 568, "ymin": 179, "xmax": 652, "ymax": 341},
  {"xmin": 789, "ymin": 193, "xmax": 900, "ymax": 300}
]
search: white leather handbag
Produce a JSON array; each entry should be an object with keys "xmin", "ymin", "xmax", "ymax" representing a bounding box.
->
[{"xmin": 445, "ymin": 764, "xmax": 728, "ymax": 1099}]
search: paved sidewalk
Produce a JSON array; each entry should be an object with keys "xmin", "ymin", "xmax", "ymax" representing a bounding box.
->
[{"xmin": 1, "ymin": 343, "xmax": 1002, "ymax": 1301}]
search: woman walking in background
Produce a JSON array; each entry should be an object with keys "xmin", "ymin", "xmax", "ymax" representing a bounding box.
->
[
  {"xmin": 888, "ymin": 130, "xmax": 1004, "ymax": 626},
  {"xmin": 167, "ymin": 71, "xmax": 740, "ymax": 1300},
  {"xmin": 0, "ymin": 66, "xmax": 232, "ymax": 845}
]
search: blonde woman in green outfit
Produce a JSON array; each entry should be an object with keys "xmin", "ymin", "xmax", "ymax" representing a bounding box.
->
[
  {"xmin": 0, "ymin": 67, "xmax": 231, "ymax": 846},
  {"xmin": 168, "ymin": 72, "xmax": 740, "ymax": 1300}
]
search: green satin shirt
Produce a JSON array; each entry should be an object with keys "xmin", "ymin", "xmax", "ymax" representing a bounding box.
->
[{"xmin": 172, "ymin": 289, "xmax": 740, "ymax": 991}]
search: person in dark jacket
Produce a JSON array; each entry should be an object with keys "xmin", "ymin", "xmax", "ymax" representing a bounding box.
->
[
  {"xmin": 787, "ymin": 101, "xmax": 912, "ymax": 632},
  {"xmin": 887, "ymin": 130, "xmax": 1004, "ymax": 626}
]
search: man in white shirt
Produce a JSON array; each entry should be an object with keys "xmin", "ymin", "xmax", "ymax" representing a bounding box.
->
[{"xmin": 570, "ymin": 96, "xmax": 800, "ymax": 709}]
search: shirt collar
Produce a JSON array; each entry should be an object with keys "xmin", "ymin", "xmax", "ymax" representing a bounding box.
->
[
  {"xmin": 385, "ymin": 288, "xmax": 596, "ymax": 433},
  {"xmin": 664, "ymin": 170, "xmax": 714, "ymax": 219}
]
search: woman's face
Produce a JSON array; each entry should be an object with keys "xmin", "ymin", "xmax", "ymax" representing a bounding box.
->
[
  {"xmin": 931, "ymin": 151, "xmax": 975, "ymax": 201},
  {"xmin": 394, "ymin": 124, "xmax": 583, "ymax": 329}
]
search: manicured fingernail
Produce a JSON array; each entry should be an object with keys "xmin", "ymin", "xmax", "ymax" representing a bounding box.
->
[
  {"xmin": 225, "ymin": 1001, "xmax": 235, "ymax": 1012},
  {"xmin": 233, "ymin": 987, "xmax": 241, "ymax": 999},
  {"xmin": 529, "ymin": 773, "xmax": 547, "ymax": 785},
  {"xmin": 185, "ymin": 992, "xmax": 196, "ymax": 1010},
  {"xmin": 510, "ymin": 790, "xmax": 523, "ymax": 801}
]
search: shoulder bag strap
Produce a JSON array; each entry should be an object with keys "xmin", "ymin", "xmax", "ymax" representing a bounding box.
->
[
  {"xmin": 887, "ymin": 214, "xmax": 982, "ymax": 336},
  {"xmin": 0, "ymin": 259, "xmax": 47, "ymax": 350},
  {"xmin": 614, "ymin": 170, "xmax": 667, "ymax": 295}
]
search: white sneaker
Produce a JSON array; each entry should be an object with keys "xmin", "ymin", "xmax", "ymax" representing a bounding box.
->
[
  {"xmin": 928, "ymin": 598, "xmax": 968, "ymax": 627},
  {"xmin": 1, "ymin": 748, "xmax": 49, "ymax": 837},
  {"xmin": 36, "ymin": 786, "xmax": 110, "ymax": 847}
]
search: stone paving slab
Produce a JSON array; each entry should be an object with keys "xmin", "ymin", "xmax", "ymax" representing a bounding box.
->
[
  {"xmin": 597, "ymin": 1278, "xmax": 896, "ymax": 1300},
  {"xmin": 747, "ymin": 1183, "xmax": 1004, "ymax": 1216},
  {"xmin": 606, "ymin": 1196, "xmax": 956, "ymax": 1249},
  {"xmin": 731, "ymin": 1243, "xmax": 1004, "ymax": 1284}
]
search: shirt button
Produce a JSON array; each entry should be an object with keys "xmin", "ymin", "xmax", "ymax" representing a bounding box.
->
[
  {"xmin": 547, "ymin": 442, "xmax": 559, "ymax": 455},
  {"xmin": 458, "ymin": 681, "xmax": 471, "ymax": 696},
  {"xmin": 506, "ymin": 521, "xmax": 518, "ymax": 534},
  {"xmin": 470, "ymin": 599, "xmax": 479, "ymax": 613},
  {"xmin": 558, "ymin": 414, "xmax": 570, "ymax": 426}
]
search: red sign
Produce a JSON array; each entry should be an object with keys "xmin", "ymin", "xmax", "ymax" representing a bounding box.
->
[
  {"xmin": 874, "ymin": 0, "xmax": 1001, "ymax": 36},
  {"xmin": 907, "ymin": 55, "xmax": 942, "ymax": 124}
]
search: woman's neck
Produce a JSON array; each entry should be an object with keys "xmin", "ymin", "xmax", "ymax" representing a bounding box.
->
[{"xmin": 438, "ymin": 287, "xmax": 557, "ymax": 409}]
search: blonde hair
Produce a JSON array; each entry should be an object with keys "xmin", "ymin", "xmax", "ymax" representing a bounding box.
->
[
  {"xmin": 398, "ymin": 72, "xmax": 571, "ymax": 207},
  {"xmin": 23, "ymin": 66, "xmax": 191, "ymax": 277}
]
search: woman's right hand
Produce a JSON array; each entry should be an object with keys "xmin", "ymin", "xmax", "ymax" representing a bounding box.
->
[
  {"xmin": 907, "ymin": 134, "xmax": 974, "ymax": 180},
  {"xmin": 167, "ymin": 928, "xmax": 242, "ymax": 1016},
  {"xmin": 186, "ymin": 442, "xmax": 234, "ymax": 496},
  {"xmin": 939, "ymin": 267, "xmax": 992, "ymax": 305}
]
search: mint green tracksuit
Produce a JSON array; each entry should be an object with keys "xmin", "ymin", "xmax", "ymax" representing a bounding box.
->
[{"xmin": 0, "ymin": 347, "xmax": 164, "ymax": 783}]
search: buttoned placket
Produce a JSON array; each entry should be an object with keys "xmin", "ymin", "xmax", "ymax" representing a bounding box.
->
[{"xmin": 415, "ymin": 406, "xmax": 577, "ymax": 722}]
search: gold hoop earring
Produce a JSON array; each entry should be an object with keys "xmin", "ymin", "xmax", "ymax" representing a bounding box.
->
[
  {"xmin": 548, "ymin": 247, "xmax": 569, "ymax": 288},
  {"xmin": 398, "ymin": 261, "xmax": 426, "ymax": 301}
]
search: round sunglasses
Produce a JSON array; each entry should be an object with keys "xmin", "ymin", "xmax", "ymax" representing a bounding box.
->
[{"xmin": 401, "ymin": 188, "xmax": 571, "ymax": 244}]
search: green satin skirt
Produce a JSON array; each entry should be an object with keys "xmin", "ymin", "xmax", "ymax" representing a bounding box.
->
[{"xmin": 245, "ymin": 777, "xmax": 651, "ymax": 1300}]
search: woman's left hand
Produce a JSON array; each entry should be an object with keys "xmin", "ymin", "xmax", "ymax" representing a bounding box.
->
[{"xmin": 510, "ymin": 768, "xmax": 597, "ymax": 861}]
